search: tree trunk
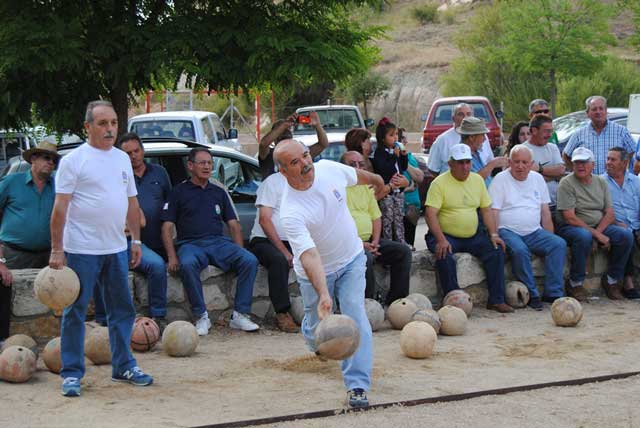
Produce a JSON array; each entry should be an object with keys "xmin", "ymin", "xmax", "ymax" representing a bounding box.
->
[
  {"xmin": 549, "ymin": 68, "xmax": 557, "ymax": 118},
  {"xmin": 363, "ymin": 99, "xmax": 369, "ymax": 120},
  {"xmin": 110, "ymin": 84, "xmax": 129, "ymax": 137}
]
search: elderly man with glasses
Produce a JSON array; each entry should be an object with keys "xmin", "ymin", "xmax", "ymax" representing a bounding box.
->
[{"xmin": 0, "ymin": 139, "xmax": 60, "ymax": 347}]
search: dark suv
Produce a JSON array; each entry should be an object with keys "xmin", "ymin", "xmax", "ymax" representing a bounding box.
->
[{"xmin": 1, "ymin": 138, "xmax": 262, "ymax": 241}]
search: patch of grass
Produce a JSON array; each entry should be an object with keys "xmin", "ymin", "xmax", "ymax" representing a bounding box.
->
[
  {"xmin": 411, "ymin": 3, "xmax": 439, "ymax": 25},
  {"xmin": 440, "ymin": 8, "xmax": 457, "ymax": 25}
]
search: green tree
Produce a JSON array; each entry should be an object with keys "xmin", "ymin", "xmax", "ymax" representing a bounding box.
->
[
  {"xmin": 342, "ymin": 71, "xmax": 389, "ymax": 118},
  {"xmin": 0, "ymin": 1, "xmax": 383, "ymax": 136}
]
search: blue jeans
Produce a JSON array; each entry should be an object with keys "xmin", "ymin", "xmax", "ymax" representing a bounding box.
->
[
  {"xmin": 94, "ymin": 242, "xmax": 168, "ymax": 323},
  {"xmin": 298, "ymin": 252, "xmax": 372, "ymax": 391},
  {"xmin": 557, "ymin": 224, "xmax": 633, "ymax": 284},
  {"xmin": 61, "ymin": 251, "xmax": 137, "ymax": 379},
  {"xmin": 499, "ymin": 228, "xmax": 566, "ymax": 298},
  {"xmin": 178, "ymin": 236, "xmax": 257, "ymax": 316},
  {"xmin": 425, "ymin": 229, "xmax": 506, "ymax": 305}
]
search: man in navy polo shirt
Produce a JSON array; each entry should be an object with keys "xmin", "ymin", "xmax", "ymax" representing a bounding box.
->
[
  {"xmin": 93, "ymin": 132, "xmax": 171, "ymax": 330},
  {"xmin": 161, "ymin": 147, "xmax": 259, "ymax": 335}
]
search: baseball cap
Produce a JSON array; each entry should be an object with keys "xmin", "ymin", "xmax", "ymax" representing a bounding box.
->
[
  {"xmin": 571, "ymin": 147, "xmax": 594, "ymax": 162},
  {"xmin": 449, "ymin": 144, "xmax": 472, "ymax": 161}
]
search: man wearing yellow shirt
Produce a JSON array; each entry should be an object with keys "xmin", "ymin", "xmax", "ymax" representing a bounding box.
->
[
  {"xmin": 425, "ymin": 144, "xmax": 513, "ymax": 313},
  {"xmin": 342, "ymin": 151, "xmax": 412, "ymax": 305}
]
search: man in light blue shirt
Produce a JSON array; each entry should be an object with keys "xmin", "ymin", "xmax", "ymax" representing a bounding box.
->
[
  {"xmin": 603, "ymin": 147, "xmax": 640, "ymax": 299},
  {"xmin": 563, "ymin": 95, "xmax": 636, "ymax": 175}
]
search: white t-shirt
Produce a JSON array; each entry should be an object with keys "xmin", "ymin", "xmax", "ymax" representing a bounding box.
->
[
  {"xmin": 250, "ymin": 172, "xmax": 287, "ymax": 241},
  {"xmin": 489, "ymin": 169, "xmax": 550, "ymax": 236},
  {"xmin": 280, "ymin": 160, "xmax": 361, "ymax": 279},
  {"xmin": 522, "ymin": 141, "xmax": 564, "ymax": 207},
  {"xmin": 427, "ymin": 126, "xmax": 494, "ymax": 173},
  {"xmin": 55, "ymin": 143, "xmax": 137, "ymax": 254}
]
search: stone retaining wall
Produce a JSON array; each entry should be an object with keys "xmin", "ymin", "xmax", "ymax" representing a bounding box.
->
[{"xmin": 8, "ymin": 248, "xmax": 625, "ymax": 339}]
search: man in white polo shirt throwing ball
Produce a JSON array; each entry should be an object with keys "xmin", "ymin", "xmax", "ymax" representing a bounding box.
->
[
  {"xmin": 274, "ymin": 139, "xmax": 385, "ymax": 408},
  {"xmin": 50, "ymin": 100, "xmax": 153, "ymax": 397}
]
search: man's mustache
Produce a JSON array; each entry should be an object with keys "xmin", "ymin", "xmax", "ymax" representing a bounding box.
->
[
  {"xmin": 301, "ymin": 164, "xmax": 313, "ymax": 175},
  {"xmin": 104, "ymin": 132, "xmax": 114, "ymax": 138}
]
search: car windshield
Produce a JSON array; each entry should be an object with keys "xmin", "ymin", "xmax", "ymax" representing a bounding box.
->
[
  {"xmin": 432, "ymin": 102, "xmax": 490, "ymax": 125},
  {"xmin": 553, "ymin": 112, "xmax": 588, "ymax": 142},
  {"xmin": 130, "ymin": 120, "xmax": 196, "ymax": 140},
  {"xmin": 313, "ymin": 142, "xmax": 347, "ymax": 162},
  {"xmin": 294, "ymin": 109, "xmax": 360, "ymax": 134}
]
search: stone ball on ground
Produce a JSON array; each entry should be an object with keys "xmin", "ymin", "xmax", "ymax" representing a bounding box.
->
[
  {"xmin": 85, "ymin": 326, "xmax": 111, "ymax": 365},
  {"xmin": 1, "ymin": 334, "xmax": 38, "ymax": 358},
  {"xmin": 411, "ymin": 308, "xmax": 441, "ymax": 334},
  {"xmin": 400, "ymin": 321, "xmax": 437, "ymax": 359},
  {"xmin": 438, "ymin": 305, "xmax": 467, "ymax": 336},
  {"xmin": 34, "ymin": 266, "xmax": 80, "ymax": 311},
  {"xmin": 387, "ymin": 298, "xmax": 419, "ymax": 330},
  {"xmin": 364, "ymin": 298, "xmax": 385, "ymax": 332},
  {"xmin": 314, "ymin": 314, "xmax": 360, "ymax": 360},
  {"xmin": 442, "ymin": 289, "xmax": 473, "ymax": 316},
  {"xmin": 42, "ymin": 337, "xmax": 62, "ymax": 374},
  {"xmin": 130, "ymin": 317, "xmax": 160, "ymax": 352},
  {"xmin": 0, "ymin": 346, "xmax": 37, "ymax": 383},
  {"xmin": 551, "ymin": 297, "xmax": 583, "ymax": 327},
  {"xmin": 290, "ymin": 295, "xmax": 305, "ymax": 326},
  {"xmin": 162, "ymin": 321, "xmax": 199, "ymax": 357},
  {"xmin": 505, "ymin": 281, "xmax": 530, "ymax": 308},
  {"xmin": 406, "ymin": 293, "xmax": 433, "ymax": 310}
]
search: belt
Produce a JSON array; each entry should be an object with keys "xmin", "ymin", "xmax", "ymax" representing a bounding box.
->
[{"xmin": 2, "ymin": 241, "xmax": 49, "ymax": 254}]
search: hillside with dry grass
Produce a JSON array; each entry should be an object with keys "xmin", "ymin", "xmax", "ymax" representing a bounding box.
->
[{"xmin": 366, "ymin": 0, "xmax": 640, "ymax": 131}]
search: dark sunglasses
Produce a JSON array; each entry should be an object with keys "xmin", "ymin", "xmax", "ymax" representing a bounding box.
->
[
  {"xmin": 534, "ymin": 109, "xmax": 550, "ymax": 114},
  {"xmin": 35, "ymin": 153, "xmax": 57, "ymax": 162}
]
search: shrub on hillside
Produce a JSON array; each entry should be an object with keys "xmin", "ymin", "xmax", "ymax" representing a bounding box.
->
[{"xmin": 412, "ymin": 3, "xmax": 439, "ymax": 24}]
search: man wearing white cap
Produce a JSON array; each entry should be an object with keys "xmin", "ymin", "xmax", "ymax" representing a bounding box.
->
[
  {"xmin": 425, "ymin": 143, "xmax": 513, "ymax": 313},
  {"xmin": 556, "ymin": 147, "xmax": 634, "ymax": 301}
]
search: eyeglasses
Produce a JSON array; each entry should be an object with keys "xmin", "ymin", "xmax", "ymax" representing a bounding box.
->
[
  {"xmin": 533, "ymin": 109, "xmax": 550, "ymax": 114},
  {"xmin": 347, "ymin": 161, "xmax": 366, "ymax": 168}
]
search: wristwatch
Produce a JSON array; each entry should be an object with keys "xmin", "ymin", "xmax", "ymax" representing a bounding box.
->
[
  {"xmin": 131, "ymin": 240, "xmax": 142, "ymax": 246},
  {"xmin": 0, "ymin": 257, "xmax": 6, "ymax": 264}
]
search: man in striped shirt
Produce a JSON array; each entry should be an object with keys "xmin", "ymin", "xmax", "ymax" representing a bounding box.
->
[{"xmin": 562, "ymin": 95, "xmax": 636, "ymax": 175}]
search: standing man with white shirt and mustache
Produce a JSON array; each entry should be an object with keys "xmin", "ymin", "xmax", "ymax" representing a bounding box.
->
[{"xmin": 50, "ymin": 100, "xmax": 153, "ymax": 397}]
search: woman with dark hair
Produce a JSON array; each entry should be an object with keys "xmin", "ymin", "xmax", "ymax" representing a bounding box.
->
[
  {"xmin": 372, "ymin": 117, "xmax": 409, "ymax": 243},
  {"xmin": 506, "ymin": 121, "xmax": 531, "ymax": 155},
  {"xmin": 344, "ymin": 128, "xmax": 373, "ymax": 172}
]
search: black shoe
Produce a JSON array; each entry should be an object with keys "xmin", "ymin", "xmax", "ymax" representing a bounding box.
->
[
  {"xmin": 541, "ymin": 295, "xmax": 561, "ymax": 304},
  {"xmin": 347, "ymin": 388, "xmax": 369, "ymax": 408},
  {"xmin": 96, "ymin": 319, "xmax": 107, "ymax": 327},
  {"xmin": 152, "ymin": 317, "xmax": 168, "ymax": 333},
  {"xmin": 622, "ymin": 287, "xmax": 640, "ymax": 300},
  {"xmin": 527, "ymin": 296, "xmax": 543, "ymax": 311}
]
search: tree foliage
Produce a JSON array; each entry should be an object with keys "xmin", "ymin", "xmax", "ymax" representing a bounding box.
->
[
  {"xmin": 0, "ymin": 1, "xmax": 383, "ymax": 135},
  {"xmin": 441, "ymin": 0, "xmax": 617, "ymax": 124},
  {"xmin": 340, "ymin": 71, "xmax": 389, "ymax": 118}
]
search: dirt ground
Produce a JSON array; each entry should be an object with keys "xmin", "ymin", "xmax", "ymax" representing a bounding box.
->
[{"xmin": 2, "ymin": 298, "xmax": 640, "ymax": 428}]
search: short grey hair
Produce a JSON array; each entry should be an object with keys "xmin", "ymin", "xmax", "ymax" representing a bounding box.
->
[
  {"xmin": 273, "ymin": 139, "xmax": 307, "ymax": 169},
  {"xmin": 585, "ymin": 95, "xmax": 607, "ymax": 111},
  {"xmin": 528, "ymin": 99, "xmax": 549, "ymax": 113},
  {"xmin": 85, "ymin": 100, "xmax": 114, "ymax": 123},
  {"xmin": 453, "ymin": 103, "xmax": 471, "ymax": 117},
  {"xmin": 509, "ymin": 144, "xmax": 533, "ymax": 160}
]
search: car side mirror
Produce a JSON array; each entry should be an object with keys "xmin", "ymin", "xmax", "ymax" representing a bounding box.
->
[
  {"xmin": 364, "ymin": 118, "xmax": 375, "ymax": 128},
  {"xmin": 495, "ymin": 110, "xmax": 504, "ymax": 120},
  {"xmin": 228, "ymin": 128, "xmax": 238, "ymax": 139}
]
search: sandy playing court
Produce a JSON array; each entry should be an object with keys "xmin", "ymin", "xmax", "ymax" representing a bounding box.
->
[{"xmin": 1, "ymin": 297, "xmax": 640, "ymax": 428}]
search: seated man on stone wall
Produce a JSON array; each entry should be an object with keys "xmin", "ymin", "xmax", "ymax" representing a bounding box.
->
[
  {"xmin": 0, "ymin": 140, "xmax": 59, "ymax": 346},
  {"xmin": 161, "ymin": 147, "xmax": 259, "ymax": 335},
  {"xmin": 489, "ymin": 145, "xmax": 567, "ymax": 310},
  {"xmin": 341, "ymin": 151, "xmax": 412, "ymax": 306},
  {"xmin": 602, "ymin": 147, "xmax": 640, "ymax": 299},
  {"xmin": 425, "ymin": 144, "xmax": 513, "ymax": 313},
  {"xmin": 556, "ymin": 147, "xmax": 634, "ymax": 302},
  {"xmin": 247, "ymin": 170, "xmax": 299, "ymax": 333}
]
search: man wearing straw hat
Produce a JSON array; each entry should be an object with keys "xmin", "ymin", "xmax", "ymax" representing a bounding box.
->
[{"xmin": 0, "ymin": 138, "xmax": 60, "ymax": 345}]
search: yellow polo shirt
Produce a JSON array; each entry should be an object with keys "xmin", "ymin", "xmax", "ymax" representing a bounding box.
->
[
  {"xmin": 346, "ymin": 185, "xmax": 381, "ymax": 241},
  {"xmin": 426, "ymin": 171, "xmax": 491, "ymax": 238}
]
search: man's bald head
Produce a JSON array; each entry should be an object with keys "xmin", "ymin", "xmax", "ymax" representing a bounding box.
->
[{"xmin": 273, "ymin": 139, "xmax": 315, "ymax": 190}]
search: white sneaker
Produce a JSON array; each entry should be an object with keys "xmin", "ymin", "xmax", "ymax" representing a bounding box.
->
[
  {"xmin": 195, "ymin": 313, "xmax": 211, "ymax": 336},
  {"xmin": 229, "ymin": 311, "xmax": 259, "ymax": 332}
]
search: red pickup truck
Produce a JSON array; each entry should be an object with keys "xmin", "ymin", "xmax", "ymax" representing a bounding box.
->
[{"xmin": 422, "ymin": 96, "xmax": 502, "ymax": 153}]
